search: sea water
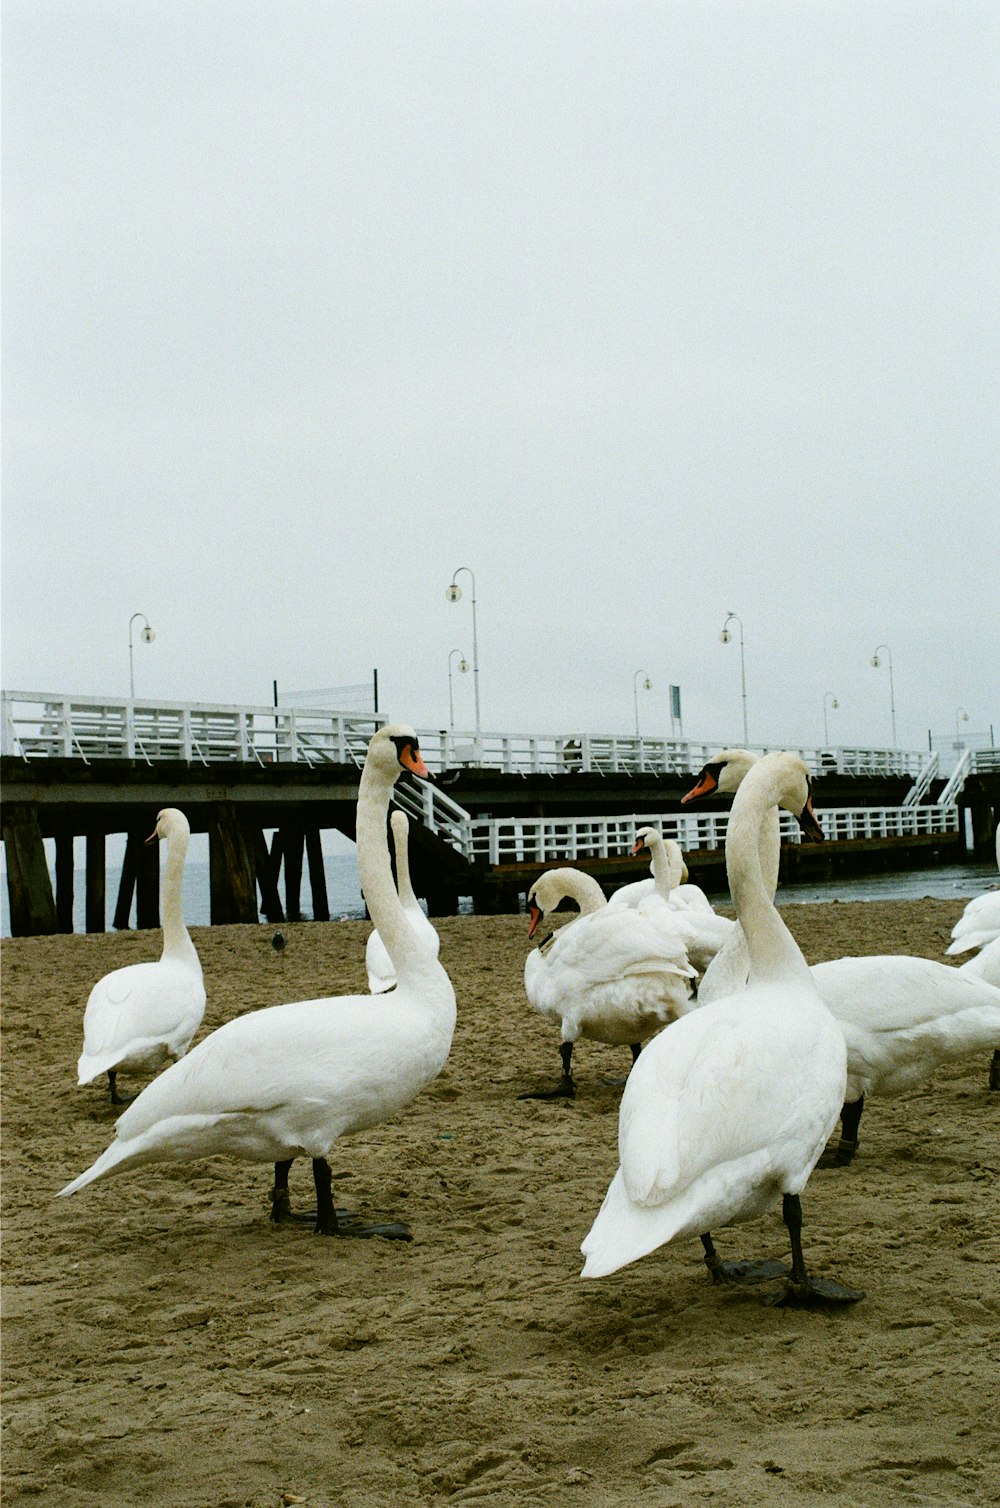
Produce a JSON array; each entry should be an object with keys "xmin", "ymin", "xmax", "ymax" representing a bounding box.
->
[{"xmin": 1, "ymin": 855, "xmax": 995, "ymax": 939}]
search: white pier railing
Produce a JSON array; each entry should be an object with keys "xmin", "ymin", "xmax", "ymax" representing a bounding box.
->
[
  {"xmin": 2, "ymin": 690, "xmax": 928, "ymax": 780},
  {"xmin": 456, "ymin": 803, "xmax": 960, "ymax": 867}
]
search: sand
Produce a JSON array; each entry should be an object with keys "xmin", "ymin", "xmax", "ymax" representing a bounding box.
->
[{"xmin": 2, "ymin": 897, "xmax": 999, "ymax": 1507}]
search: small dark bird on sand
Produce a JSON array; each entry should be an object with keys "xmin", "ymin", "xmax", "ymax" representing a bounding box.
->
[{"xmin": 271, "ymin": 930, "xmax": 286, "ymax": 955}]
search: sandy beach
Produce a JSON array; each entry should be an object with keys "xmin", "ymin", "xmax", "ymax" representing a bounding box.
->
[{"xmin": 2, "ymin": 897, "xmax": 998, "ymax": 1507}]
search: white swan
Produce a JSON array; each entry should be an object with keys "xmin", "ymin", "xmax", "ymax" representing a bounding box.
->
[
  {"xmin": 581, "ymin": 753, "xmax": 862, "ymax": 1307},
  {"xmin": 945, "ymin": 827, "xmax": 1000, "ymax": 957},
  {"xmin": 77, "ymin": 808, "xmax": 206, "ymax": 1104},
  {"xmin": 366, "ymin": 809, "xmax": 440, "ymax": 993},
  {"xmin": 684, "ymin": 749, "xmax": 1000, "ymax": 1155},
  {"xmin": 59, "ymin": 725, "xmax": 456, "ymax": 1239},
  {"xmin": 607, "ymin": 831, "xmax": 687, "ymax": 911},
  {"xmin": 520, "ymin": 867, "xmax": 695, "ymax": 1098}
]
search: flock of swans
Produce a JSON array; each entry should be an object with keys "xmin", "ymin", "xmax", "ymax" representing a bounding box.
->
[{"xmin": 59, "ymin": 725, "xmax": 1000, "ymax": 1310}]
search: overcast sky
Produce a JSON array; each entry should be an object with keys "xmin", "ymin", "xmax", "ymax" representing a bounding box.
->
[{"xmin": 3, "ymin": 0, "xmax": 998, "ymax": 754}]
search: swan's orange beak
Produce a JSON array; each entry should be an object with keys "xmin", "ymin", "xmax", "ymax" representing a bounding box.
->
[
  {"xmin": 527, "ymin": 903, "xmax": 543, "ymax": 939},
  {"xmin": 398, "ymin": 741, "xmax": 430, "ymax": 779},
  {"xmin": 629, "ymin": 838, "xmax": 647, "ymax": 858},
  {"xmin": 797, "ymin": 798, "xmax": 824, "ymax": 843},
  {"xmin": 682, "ymin": 769, "xmax": 718, "ymax": 803},
  {"xmin": 144, "ymin": 827, "xmax": 160, "ymax": 845}
]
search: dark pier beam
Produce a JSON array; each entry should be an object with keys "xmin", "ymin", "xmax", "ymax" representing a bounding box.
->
[
  {"xmin": 305, "ymin": 828, "xmax": 330, "ymax": 922},
  {"xmin": 115, "ymin": 828, "xmax": 161, "ymax": 930},
  {"xmin": 113, "ymin": 832, "xmax": 139, "ymax": 929},
  {"xmin": 209, "ymin": 804, "xmax": 259, "ymax": 925},
  {"xmin": 85, "ymin": 832, "xmax": 106, "ymax": 933},
  {"xmin": 55, "ymin": 832, "xmax": 74, "ymax": 933},
  {"xmin": 281, "ymin": 827, "xmax": 304, "ymax": 922},
  {"xmin": 248, "ymin": 825, "xmax": 284, "ymax": 923},
  {"xmin": 970, "ymin": 802, "xmax": 997, "ymax": 860},
  {"xmin": 136, "ymin": 831, "xmax": 161, "ymax": 929},
  {"xmin": 2, "ymin": 805, "xmax": 58, "ymax": 936}
]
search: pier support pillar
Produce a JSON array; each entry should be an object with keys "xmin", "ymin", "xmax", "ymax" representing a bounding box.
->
[
  {"xmin": 2, "ymin": 805, "xmax": 57, "ymax": 937},
  {"xmin": 305, "ymin": 829, "xmax": 330, "ymax": 922},
  {"xmin": 85, "ymin": 832, "xmax": 106, "ymax": 933},
  {"xmin": 114, "ymin": 827, "xmax": 160, "ymax": 930},
  {"xmin": 249, "ymin": 826, "xmax": 284, "ymax": 923},
  {"xmin": 209, "ymin": 804, "xmax": 259, "ymax": 925},
  {"xmin": 55, "ymin": 832, "xmax": 74, "ymax": 933},
  {"xmin": 281, "ymin": 827, "xmax": 304, "ymax": 922}
]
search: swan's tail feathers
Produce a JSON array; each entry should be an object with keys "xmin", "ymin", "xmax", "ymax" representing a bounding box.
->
[
  {"xmin": 57, "ymin": 1138, "xmax": 139, "ymax": 1197},
  {"xmin": 580, "ymin": 1169, "xmax": 687, "ymax": 1279}
]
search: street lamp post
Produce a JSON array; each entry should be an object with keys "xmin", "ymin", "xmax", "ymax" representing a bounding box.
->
[
  {"xmin": 719, "ymin": 611, "xmax": 748, "ymax": 746},
  {"xmin": 870, "ymin": 644, "xmax": 896, "ymax": 747},
  {"xmin": 955, "ymin": 707, "xmax": 970, "ymax": 748},
  {"xmin": 128, "ymin": 613, "xmax": 156, "ymax": 700},
  {"xmin": 633, "ymin": 670, "xmax": 652, "ymax": 737},
  {"xmin": 448, "ymin": 649, "xmax": 470, "ymax": 732},
  {"xmin": 446, "ymin": 567, "xmax": 481, "ymax": 753},
  {"xmin": 823, "ymin": 692, "xmax": 839, "ymax": 747}
]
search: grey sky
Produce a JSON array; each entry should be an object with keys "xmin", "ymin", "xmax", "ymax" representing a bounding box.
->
[{"xmin": 3, "ymin": 0, "xmax": 998, "ymax": 752}]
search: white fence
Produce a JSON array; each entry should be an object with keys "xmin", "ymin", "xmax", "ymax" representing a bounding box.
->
[
  {"xmin": 451, "ymin": 803, "xmax": 960, "ymax": 867},
  {"xmin": 1, "ymin": 690, "xmax": 928, "ymax": 780}
]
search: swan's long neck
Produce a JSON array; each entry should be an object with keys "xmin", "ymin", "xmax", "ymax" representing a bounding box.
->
[
  {"xmin": 648, "ymin": 835, "xmax": 684, "ymax": 897},
  {"xmin": 561, "ymin": 871, "xmax": 607, "ymax": 915},
  {"xmin": 359, "ymin": 766, "xmax": 441, "ymax": 989},
  {"xmin": 726, "ymin": 768, "xmax": 811, "ymax": 989},
  {"xmin": 160, "ymin": 826, "xmax": 200, "ymax": 969},
  {"xmin": 392, "ymin": 815, "xmax": 418, "ymax": 908}
]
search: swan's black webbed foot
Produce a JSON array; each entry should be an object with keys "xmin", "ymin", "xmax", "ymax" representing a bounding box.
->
[
  {"xmin": 309, "ymin": 1158, "xmax": 412, "ymax": 1240},
  {"xmin": 700, "ymin": 1233, "xmax": 788, "ymax": 1285},
  {"xmin": 517, "ymin": 1076, "xmax": 576, "ymax": 1101},
  {"xmin": 767, "ymin": 1192, "xmax": 864, "ymax": 1307},
  {"xmin": 989, "ymin": 1049, "xmax": 1000, "ymax": 1091},
  {"xmin": 329, "ymin": 1209, "xmax": 412, "ymax": 1241},
  {"xmin": 519, "ymin": 1042, "xmax": 576, "ymax": 1099},
  {"xmin": 766, "ymin": 1275, "xmax": 865, "ymax": 1308}
]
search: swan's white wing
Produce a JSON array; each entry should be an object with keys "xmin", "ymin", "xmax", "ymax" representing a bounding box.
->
[
  {"xmin": 945, "ymin": 891, "xmax": 1000, "ymax": 954},
  {"xmin": 79, "ymin": 961, "xmax": 206, "ymax": 1080}
]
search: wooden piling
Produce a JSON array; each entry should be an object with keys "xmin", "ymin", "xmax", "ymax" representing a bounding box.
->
[
  {"xmin": 1, "ymin": 805, "xmax": 58, "ymax": 936},
  {"xmin": 85, "ymin": 832, "xmax": 106, "ymax": 933},
  {"xmin": 208, "ymin": 804, "xmax": 259, "ymax": 925},
  {"xmin": 55, "ymin": 832, "xmax": 74, "ymax": 933},
  {"xmin": 305, "ymin": 828, "xmax": 330, "ymax": 922}
]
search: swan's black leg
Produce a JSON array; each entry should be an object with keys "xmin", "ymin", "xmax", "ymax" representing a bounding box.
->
[
  {"xmin": 311, "ymin": 1157, "xmax": 412, "ymax": 1241},
  {"xmin": 817, "ymin": 1096, "xmax": 864, "ymax": 1169},
  {"xmin": 518, "ymin": 1040, "xmax": 576, "ymax": 1100},
  {"xmin": 107, "ymin": 1070, "xmax": 133, "ymax": 1106},
  {"xmin": 989, "ymin": 1049, "xmax": 1000, "ymax": 1092},
  {"xmin": 768, "ymin": 1193, "xmax": 864, "ymax": 1307},
  {"xmin": 312, "ymin": 1157, "xmax": 338, "ymax": 1235},
  {"xmin": 270, "ymin": 1158, "xmax": 295, "ymax": 1223},
  {"xmin": 700, "ymin": 1231, "xmax": 788, "ymax": 1285}
]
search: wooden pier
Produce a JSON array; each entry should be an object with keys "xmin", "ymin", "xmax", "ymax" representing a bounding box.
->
[{"xmin": 3, "ymin": 750, "xmax": 997, "ymax": 937}]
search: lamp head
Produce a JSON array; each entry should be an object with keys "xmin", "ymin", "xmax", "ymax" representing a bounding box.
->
[
  {"xmin": 870, "ymin": 654, "xmax": 880, "ymax": 668},
  {"xmin": 458, "ymin": 658, "xmax": 470, "ymax": 674},
  {"xmin": 141, "ymin": 625, "xmax": 156, "ymax": 644},
  {"xmin": 719, "ymin": 628, "xmax": 732, "ymax": 645},
  {"xmin": 446, "ymin": 583, "xmax": 462, "ymax": 604}
]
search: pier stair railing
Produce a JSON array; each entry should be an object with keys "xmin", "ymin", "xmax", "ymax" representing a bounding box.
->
[
  {"xmin": 902, "ymin": 751, "xmax": 939, "ymax": 807},
  {"xmin": 936, "ymin": 748, "xmax": 973, "ymax": 809}
]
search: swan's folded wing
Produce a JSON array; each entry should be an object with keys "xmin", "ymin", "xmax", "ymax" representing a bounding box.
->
[
  {"xmin": 812, "ymin": 956, "xmax": 1000, "ymax": 1033},
  {"xmin": 617, "ymin": 996, "xmax": 836, "ymax": 1206}
]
